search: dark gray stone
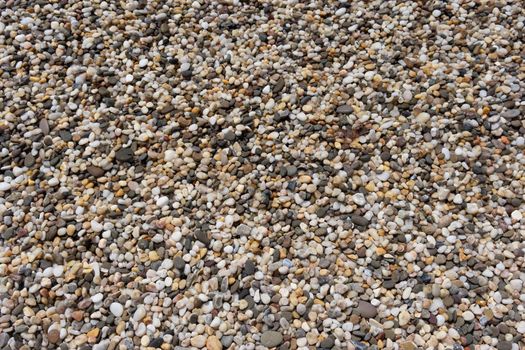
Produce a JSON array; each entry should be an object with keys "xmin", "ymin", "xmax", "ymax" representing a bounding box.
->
[
  {"xmin": 174, "ymin": 257, "xmax": 185, "ymax": 271},
  {"xmin": 320, "ymin": 335, "xmax": 335, "ymax": 348},
  {"xmin": 351, "ymin": 214, "xmax": 369, "ymax": 226},
  {"xmin": 115, "ymin": 148, "xmax": 133, "ymax": 162},
  {"xmin": 195, "ymin": 230, "xmax": 210, "ymax": 246},
  {"xmin": 336, "ymin": 105, "xmax": 354, "ymax": 114}
]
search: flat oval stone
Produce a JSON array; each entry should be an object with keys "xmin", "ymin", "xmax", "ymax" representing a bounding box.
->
[
  {"xmin": 336, "ymin": 105, "xmax": 354, "ymax": 114},
  {"xmin": 260, "ymin": 330, "xmax": 283, "ymax": 348},
  {"xmin": 356, "ymin": 301, "xmax": 377, "ymax": 318}
]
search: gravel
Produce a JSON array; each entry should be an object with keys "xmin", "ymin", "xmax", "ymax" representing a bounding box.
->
[{"xmin": 0, "ymin": 0, "xmax": 524, "ymax": 349}]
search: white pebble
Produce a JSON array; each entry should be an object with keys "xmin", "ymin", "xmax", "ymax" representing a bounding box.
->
[
  {"xmin": 133, "ymin": 306, "xmax": 146, "ymax": 322},
  {"xmin": 91, "ymin": 220, "xmax": 104, "ymax": 232},
  {"xmin": 53, "ymin": 265, "xmax": 64, "ymax": 277},
  {"xmin": 517, "ymin": 321, "xmax": 525, "ymax": 334},
  {"xmin": 110, "ymin": 302, "xmax": 124, "ymax": 317},
  {"xmin": 462, "ymin": 311, "xmax": 474, "ymax": 321},
  {"xmin": 511, "ymin": 210, "xmax": 522, "ymax": 221},
  {"xmin": 352, "ymin": 193, "xmax": 366, "ymax": 206},
  {"xmin": 91, "ymin": 293, "xmax": 104, "ymax": 303},
  {"xmin": 164, "ymin": 150, "xmax": 177, "ymax": 162},
  {"xmin": 156, "ymin": 196, "xmax": 170, "ymax": 207}
]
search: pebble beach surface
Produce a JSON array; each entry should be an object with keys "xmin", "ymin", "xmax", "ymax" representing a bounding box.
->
[{"xmin": 0, "ymin": 0, "xmax": 524, "ymax": 349}]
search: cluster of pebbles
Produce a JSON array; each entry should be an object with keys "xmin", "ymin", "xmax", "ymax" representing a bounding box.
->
[{"xmin": 1, "ymin": 0, "xmax": 524, "ymax": 349}]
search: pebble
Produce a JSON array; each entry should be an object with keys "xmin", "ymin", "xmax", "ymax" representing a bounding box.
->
[
  {"xmin": 511, "ymin": 210, "xmax": 522, "ymax": 221},
  {"xmin": 206, "ymin": 336, "xmax": 222, "ymax": 350},
  {"xmin": 87, "ymin": 165, "xmax": 105, "ymax": 178},
  {"xmin": 356, "ymin": 301, "xmax": 377, "ymax": 318},
  {"xmin": 190, "ymin": 335, "xmax": 207, "ymax": 348},
  {"xmin": 133, "ymin": 306, "xmax": 146, "ymax": 322},
  {"xmin": 260, "ymin": 331, "xmax": 283, "ymax": 348},
  {"xmin": 91, "ymin": 293, "xmax": 104, "ymax": 303},
  {"xmin": 399, "ymin": 310, "xmax": 411, "ymax": 326},
  {"xmin": 174, "ymin": 256, "xmax": 185, "ymax": 271},
  {"xmin": 221, "ymin": 336, "xmax": 234, "ymax": 348},
  {"xmin": 115, "ymin": 148, "xmax": 133, "ymax": 162},
  {"xmin": 109, "ymin": 303, "xmax": 124, "ymax": 317},
  {"xmin": 39, "ymin": 118, "xmax": 50, "ymax": 135},
  {"xmin": 336, "ymin": 105, "xmax": 354, "ymax": 114},
  {"xmin": 462, "ymin": 311, "xmax": 475, "ymax": 322},
  {"xmin": 47, "ymin": 330, "xmax": 60, "ymax": 344},
  {"xmin": 156, "ymin": 196, "xmax": 170, "ymax": 207},
  {"xmin": 351, "ymin": 215, "xmax": 369, "ymax": 227},
  {"xmin": 236, "ymin": 224, "xmax": 252, "ymax": 236},
  {"xmin": 415, "ymin": 112, "xmax": 430, "ymax": 125},
  {"xmin": 0, "ymin": 334, "xmax": 8, "ymax": 348},
  {"xmin": 352, "ymin": 193, "xmax": 367, "ymax": 206}
]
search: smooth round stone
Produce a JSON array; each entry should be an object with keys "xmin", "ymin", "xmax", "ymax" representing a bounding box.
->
[
  {"xmin": 260, "ymin": 331, "xmax": 283, "ymax": 347},
  {"xmin": 156, "ymin": 196, "xmax": 169, "ymax": 207},
  {"xmin": 110, "ymin": 302, "xmax": 124, "ymax": 317},
  {"xmin": 133, "ymin": 306, "xmax": 146, "ymax": 322},
  {"xmin": 336, "ymin": 105, "xmax": 353, "ymax": 114},
  {"xmin": 91, "ymin": 293, "xmax": 104, "ymax": 303},
  {"xmin": 335, "ymin": 8, "xmax": 346, "ymax": 16},
  {"xmin": 296, "ymin": 338, "xmax": 307, "ymax": 347},
  {"xmin": 462, "ymin": 311, "xmax": 475, "ymax": 321},
  {"xmin": 87, "ymin": 166, "xmax": 105, "ymax": 177}
]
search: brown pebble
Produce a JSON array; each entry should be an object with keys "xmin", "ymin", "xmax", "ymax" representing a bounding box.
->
[
  {"xmin": 47, "ymin": 329, "xmax": 60, "ymax": 344},
  {"xmin": 87, "ymin": 166, "xmax": 105, "ymax": 178}
]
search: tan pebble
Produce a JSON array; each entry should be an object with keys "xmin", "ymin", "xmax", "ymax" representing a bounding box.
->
[
  {"xmin": 148, "ymin": 251, "xmax": 160, "ymax": 261},
  {"xmin": 66, "ymin": 225, "xmax": 75, "ymax": 236},
  {"xmin": 116, "ymin": 320, "xmax": 126, "ymax": 334},
  {"xmin": 298, "ymin": 175, "xmax": 312, "ymax": 183},
  {"xmin": 206, "ymin": 335, "xmax": 222, "ymax": 350},
  {"xmin": 87, "ymin": 327, "xmax": 99, "ymax": 341}
]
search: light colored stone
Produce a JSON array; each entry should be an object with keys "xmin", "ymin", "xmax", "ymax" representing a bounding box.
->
[
  {"xmin": 190, "ymin": 335, "xmax": 207, "ymax": 348},
  {"xmin": 110, "ymin": 303, "xmax": 124, "ymax": 317},
  {"xmin": 206, "ymin": 335, "xmax": 222, "ymax": 350}
]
